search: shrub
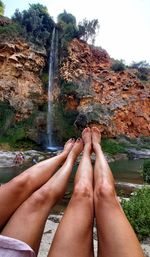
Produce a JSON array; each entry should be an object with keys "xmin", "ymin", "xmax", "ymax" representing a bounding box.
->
[
  {"xmin": 101, "ymin": 139, "xmax": 126, "ymax": 155},
  {"xmin": 121, "ymin": 187, "xmax": 150, "ymax": 240},
  {"xmin": 111, "ymin": 60, "xmax": 126, "ymax": 72},
  {"xmin": 0, "ymin": 22, "xmax": 23, "ymax": 39},
  {"xmin": 143, "ymin": 160, "xmax": 150, "ymax": 183},
  {"xmin": 137, "ymin": 67, "xmax": 149, "ymax": 81}
]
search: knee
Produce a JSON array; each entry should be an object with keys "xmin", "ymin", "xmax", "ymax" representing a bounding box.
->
[
  {"xmin": 94, "ymin": 180, "xmax": 115, "ymax": 202},
  {"xmin": 11, "ymin": 173, "xmax": 31, "ymax": 195},
  {"xmin": 26, "ymin": 188, "xmax": 51, "ymax": 211},
  {"xmin": 73, "ymin": 181, "xmax": 93, "ymax": 201}
]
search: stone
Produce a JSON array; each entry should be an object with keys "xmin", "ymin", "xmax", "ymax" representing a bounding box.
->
[{"xmin": 59, "ymin": 39, "xmax": 150, "ymax": 138}]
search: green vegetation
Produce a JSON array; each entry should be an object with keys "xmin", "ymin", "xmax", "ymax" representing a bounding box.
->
[
  {"xmin": 78, "ymin": 18, "xmax": 99, "ymax": 44},
  {"xmin": 57, "ymin": 10, "xmax": 78, "ymax": 55},
  {"xmin": 12, "ymin": 4, "xmax": 55, "ymax": 49},
  {"xmin": 0, "ymin": 102, "xmax": 15, "ymax": 136},
  {"xmin": 0, "ymin": 111, "xmax": 41, "ymax": 150},
  {"xmin": 40, "ymin": 72, "xmax": 49, "ymax": 89},
  {"xmin": 122, "ymin": 187, "xmax": 150, "ymax": 240},
  {"xmin": 117, "ymin": 135, "xmax": 150, "ymax": 150},
  {"xmin": 0, "ymin": 22, "xmax": 23, "ymax": 38},
  {"xmin": 57, "ymin": 11, "xmax": 100, "ymax": 57},
  {"xmin": 101, "ymin": 138, "xmax": 126, "ymax": 155},
  {"xmin": 130, "ymin": 60, "xmax": 150, "ymax": 81},
  {"xmin": 52, "ymin": 102, "xmax": 80, "ymax": 142},
  {"xmin": 60, "ymin": 79, "xmax": 79, "ymax": 94},
  {"xmin": 142, "ymin": 160, "xmax": 150, "ymax": 183},
  {"xmin": 0, "ymin": 0, "xmax": 5, "ymax": 16},
  {"xmin": 111, "ymin": 59, "xmax": 126, "ymax": 72}
]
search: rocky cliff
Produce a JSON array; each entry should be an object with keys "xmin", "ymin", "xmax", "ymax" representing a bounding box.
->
[
  {"xmin": 60, "ymin": 39, "xmax": 150, "ymax": 138},
  {"xmin": 0, "ymin": 37, "xmax": 149, "ymax": 147},
  {"xmin": 0, "ymin": 39, "xmax": 46, "ymax": 121}
]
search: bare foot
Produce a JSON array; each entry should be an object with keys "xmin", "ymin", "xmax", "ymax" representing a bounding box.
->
[
  {"xmin": 69, "ymin": 138, "xmax": 84, "ymax": 160},
  {"xmin": 82, "ymin": 127, "xmax": 92, "ymax": 153},
  {"xmin": 63, "ymin": 138, "xmax": 75, "ymax": 156},
  {"xmin": 91, "ymin": 127, "xmax": 101, "ymax": 151}
]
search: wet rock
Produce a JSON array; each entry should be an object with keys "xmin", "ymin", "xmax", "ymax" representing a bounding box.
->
[{"xmin": 127, "ymin": 148, "xmax": 150, "ymax": 159}]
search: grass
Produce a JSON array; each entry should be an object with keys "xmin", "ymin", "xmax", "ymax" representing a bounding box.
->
[{"xmin": 101, "ymin": 138, "xmax": 127, "ymax": 155}]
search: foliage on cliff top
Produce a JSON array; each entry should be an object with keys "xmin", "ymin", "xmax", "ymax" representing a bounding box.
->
[
  {"xmin": 0, "ymin": 22, "xmax": 23, "ymax": 39},
  {"xmin": 129, "ymin": 61, "xmax": 150, "ymax": 81},
  {"xmin": 111, "ymin": 59, "xmax": 126, "ymax": 72},
  {"xmin": 0, "ymin": 0, "xmax": 4, "ymax": 16},
  {"xmin": 1, "ymin": 3, "xmax": 99, "ymax": 54},
  {"xmin": 12, "ymin": 4, "xmax": 55, "ymax": 49}
]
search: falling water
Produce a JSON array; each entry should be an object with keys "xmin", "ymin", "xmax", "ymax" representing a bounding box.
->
[{"xmin": 47, "ymin": 28, "xmax": 58, "ymax": 149}]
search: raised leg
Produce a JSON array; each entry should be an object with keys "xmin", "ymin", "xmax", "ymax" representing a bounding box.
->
[
  {"xmin": 92, "ymin": 127, "xmax": 145, "ymax": 257},
  {"xmin": 0, "ymin": 139, "xmax": 75, "ymax": 229},
  {"xmin": 1, "ymin": 139, "xmax": 83, "ymax": 255},
  {"xmin": 47, "ymin": 128, "xmax": 94, "ymax": 257}
]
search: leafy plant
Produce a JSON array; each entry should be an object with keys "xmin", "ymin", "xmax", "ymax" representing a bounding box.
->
[
  {"xmin": 101, "ymin": 138, "xmax": 126, "ymax": 155},
  {"xmin": 130, "ymin": 60, "xmax": 149, "ymax": 81},
  {"xmin": 78, "ymin": 18, "xmax": 100, "ymax": 44},
  {"xmin": 0, "ymin": 22, "xmax": 23, "ymax": 38},
  {"xmin": 121, "ymin": 187, "xmax": 150, "ymax": 240},
  {"xmin": 142, "ymin": 160, "xmax": 150, "ymax": 183},
  {"xmin": 12, "ymin": 4, "xmax": 55, "ymax": 49},
  {"xmin": 0, "ymin": 0, "xmax": 5, "ymax": 16},
  {"xmin": 111, "ymin": 59, "xmax": 126, "ymax": 72}
]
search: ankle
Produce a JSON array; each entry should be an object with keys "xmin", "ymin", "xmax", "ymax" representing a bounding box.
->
[
  {"xmin": 93, "ymin": 142, "xmax": 101, "ymax": 153},
  {"xmin": 59, "ymin": 150, "xmax": 68, "ymax": 160},
  {"xmin": 84, "ymin": 143, "xmax": 92, "ymax": 154}
]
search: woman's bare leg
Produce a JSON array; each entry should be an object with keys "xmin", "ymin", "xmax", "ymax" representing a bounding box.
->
[
  {"xmin": 1, "ymin": 139, "xmax": 83, "ymax": 255},
  {"xmin": 0, "ymin": 139, "xmax": 75, "ymax": 229},
  {"xmin": 47, "ymin": 127, "xmax": 94, "ymax": 257},
  {"xmin": 92, "ymin": 127, "xmax": 145, "ymax": 257}
]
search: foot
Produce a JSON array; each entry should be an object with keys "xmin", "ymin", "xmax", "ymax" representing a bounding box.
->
[
  {"xmin": 69, "ymin": 138, "xmax": 84, "ymax": 160},
  {"xmin": 91, "ymin": 127, "xmax": 101, "ymax": 152},
  {"xmin": 63, "ymin": 138, "xmax": 75, "ymax": 156},
  {"xmin": 82, "ymin": 127, "xmax": 92, "ymax": 153}
]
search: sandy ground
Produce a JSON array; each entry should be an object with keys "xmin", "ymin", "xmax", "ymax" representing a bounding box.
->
[{"xmin": 38, "ymin": 214, "xmax": 150, "ymax": 257}]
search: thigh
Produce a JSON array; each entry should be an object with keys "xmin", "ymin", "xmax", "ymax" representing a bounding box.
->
[{"xmin": 0, "ymin": 173, "xmax": 29, "ymax": 229}]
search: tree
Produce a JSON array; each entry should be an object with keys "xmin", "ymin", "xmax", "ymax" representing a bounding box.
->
[
  {"xmin": 0, "ymin": 0, "xmax": 5, "ymax": 16},
  {"xmin": 57, "ymin": 10, "xmax": 76, "ymax": 25},
  {"xmin": 12, "ymin": 4, "xmax": 55, "ymax": 48},
  {"xmin": 130, "ymin": 60, "xmax": 149, "ymax": 69},
  {"xmin": 57, "ymin": 11, "xmax": 78, "ymax": 56},
  {"xmin": 78, "ymin": 18, "xmax": 100, "ymax": 44}
]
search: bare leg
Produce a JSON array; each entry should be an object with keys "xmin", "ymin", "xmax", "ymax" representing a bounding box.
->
[
  {"xmin": 47, "ymin": 127, "xmax": 94, "ymax": 257},
  {"xmin": 1, "ymin": 139, "xmax": 83, "ymax": 255},
  {"xmin": 0, "ymin": 139, "xmax": 75, "ymax": 229},
  {"xmin": 92, "ymin": 127, "xmax": 145, "ymax": 257}
]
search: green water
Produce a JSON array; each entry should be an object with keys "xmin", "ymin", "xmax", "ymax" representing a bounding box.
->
[
  {"xmin": 0, "ymin": 159, "xmax": 147, "ymax": 213},
  {"xmin": 0, "ymin": 165, "xmax": 30, "ymax": 184},
  {"xmin": 0, "ymin": 159, "xmax": 145, "ymax": 185},
  {"xmin": 110, "ymin": 159, "xmax": 144, "ymax": 184}
]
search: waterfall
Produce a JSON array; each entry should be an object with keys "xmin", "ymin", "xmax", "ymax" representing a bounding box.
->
[{"xmin": 47, "ymin": 28, "xmax": 58, "ymax": 149}]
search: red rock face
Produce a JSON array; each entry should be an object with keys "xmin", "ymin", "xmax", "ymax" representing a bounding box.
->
[
  {"xmin": 60, "ymin": 39, "xmax": 150, "ymax": 137},
  {"xmin": 0, "ymin": 40, "xmax": 46, "ymax": 121}
]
